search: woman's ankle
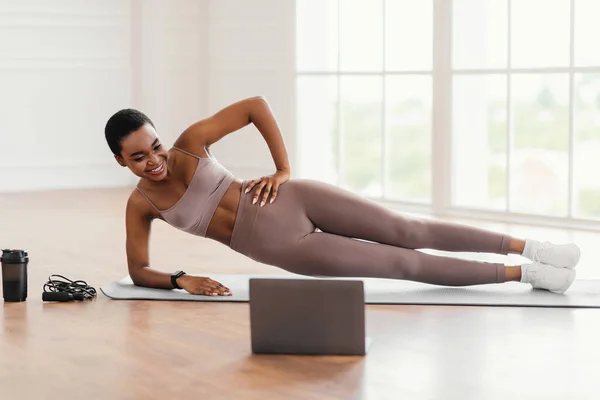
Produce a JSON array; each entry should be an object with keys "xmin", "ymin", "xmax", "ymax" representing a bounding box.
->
[
  {"xmin": 505, "ymin": 265, "xmax": 522, "ymax": 282},
  {"xmin": 508, "ymin": 238, "xmax": 526, "ymax": 255}
]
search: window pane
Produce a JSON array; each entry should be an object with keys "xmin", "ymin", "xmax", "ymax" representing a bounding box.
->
[
  {"xmin": 452, "ymin": 75, "xmax": 507, "ymax": 210},
  {"xmin": 574, "ymin": 0, "xmax": 600, "ymax": 67},
  {"xmin": 340, "ymin": 76, "xmax": 383, "ymax": 196},
  {"xmin": 573, "ymin": 73, "xmax": 600, "ymax": 219},
  {"xmin": 452, "ymin": 0, "xmax": 507, "ymax": 69},
  {"xmin": 511, "ymin": 0, "xmax": 570, "ymax": 68},
  {"xmin": 385, "ymin": 0, "xmax": 433, "ymax": 71},
  {"xmin": 385, "ymin": 75, "xmax": 432, "ymax": 203},
  {"xmin": 296, "ymin": 0, "xmax": 338, "ymax": 72},
  {"xmin": 510, "ymin": 74, "xmax": 569, "ymax": 216},
  {"xmin": 296, "ymin": 76, "xmax": 339, "ymax": 184},
  {"xmin": 339, "ymin": 0, "xmax": 383, "ymax": 72}
]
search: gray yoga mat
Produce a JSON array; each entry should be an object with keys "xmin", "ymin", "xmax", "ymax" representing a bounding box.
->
[{"xmin": 100, "ymin": 273, "xmax": 600, "ymax": 308}]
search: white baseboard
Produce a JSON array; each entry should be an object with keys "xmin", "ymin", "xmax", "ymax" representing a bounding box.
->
[{"xmin": 0, "ymin": 163, "xmax": 136, "ymax": 193}]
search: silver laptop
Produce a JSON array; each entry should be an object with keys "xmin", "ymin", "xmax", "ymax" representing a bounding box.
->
[{"xmin": 249, "ymin": 278, "xmax": 372, "ymax": 355}]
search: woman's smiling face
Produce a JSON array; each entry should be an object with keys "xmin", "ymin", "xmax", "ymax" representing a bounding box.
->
[{"xmin": 115, "ymin": 123, "xmax": 170, "ymax": 181}]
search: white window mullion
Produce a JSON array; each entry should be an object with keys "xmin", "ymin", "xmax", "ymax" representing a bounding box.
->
[
  {"xmin": 506, "ymin": 0, "xmax": 512, "ymax": 213},
  {"xmin": 381, "ymin": 0, "xmax": 387, "ymax": 198},
  {"xmin": 432, "ymin": 0, "xmax": 452, "ymax": 212},
  {"xmin": 336, "ymin": 0, "xmax": 343, "ymax": 188},
  {"xmin": 568, "ymin": 0, "xmax": 575, "ymax": 218}
]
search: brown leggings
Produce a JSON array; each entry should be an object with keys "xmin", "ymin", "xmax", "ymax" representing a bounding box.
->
[{"xmin": 229, "ymin": 179, "xmax": 510, "ymax": 286}]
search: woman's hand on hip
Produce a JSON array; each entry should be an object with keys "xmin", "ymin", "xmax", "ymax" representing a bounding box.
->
[
  {"xmin": 245, "ymin": 170, "xmax": 290, "ymax": 207},
  {"xmin": 178, "ymin": 275, "xmax": 232, "ymax": 296}
]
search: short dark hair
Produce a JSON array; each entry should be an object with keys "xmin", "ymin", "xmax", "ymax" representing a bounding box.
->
[{"xmin": 105, "ymin": 109, "xmax": 155, "ymax": 156}]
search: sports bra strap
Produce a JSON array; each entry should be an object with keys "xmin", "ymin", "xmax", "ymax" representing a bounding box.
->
[
  {"xmin": 172, "ymin": 146, "xmax": 202, "ymax": 160},
  {"xmin": 135, "ymin": 187, "xmax": 161, "ymax": 213}
]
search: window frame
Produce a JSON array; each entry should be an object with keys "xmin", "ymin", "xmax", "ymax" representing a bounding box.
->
[{"xmin": 295, "ymin": 0, "xmax": 600, "ymax": 232}]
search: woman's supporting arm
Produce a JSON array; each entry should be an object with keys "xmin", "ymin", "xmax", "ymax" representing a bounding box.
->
[{"xmin": 125, "ymin": 191, "xmax": 176, "ymax": 289}]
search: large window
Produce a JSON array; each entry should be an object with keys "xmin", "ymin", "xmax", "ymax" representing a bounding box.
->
[
  {"xmin": 296, "ymin": 0, "xmax": 432, "ymax": 204},
  {"xmin": 296, "ymin": 0, "xmax": 600, "ymax": 225}
]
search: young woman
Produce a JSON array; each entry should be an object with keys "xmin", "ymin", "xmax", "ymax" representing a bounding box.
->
[{"xmin": 105, "ymin": 96, "xmax": 580, "ymax": 296}]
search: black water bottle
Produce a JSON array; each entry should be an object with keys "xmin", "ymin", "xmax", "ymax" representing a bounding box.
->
[{"xmin": 1, "ymin": 249, "xmax": 29, "ymax": 302}]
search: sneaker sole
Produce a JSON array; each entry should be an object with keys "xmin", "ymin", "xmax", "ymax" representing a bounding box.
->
[
  {"xmin": 561, "ymin": 245, "xmax": 581, "ymax": 270},
  {"xmin": 549, "ymin": 270, "xmax": 576, "ymax": 294}
]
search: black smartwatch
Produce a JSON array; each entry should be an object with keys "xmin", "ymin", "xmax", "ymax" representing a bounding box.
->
[{"xmin": 171, "ymin": 271, "xmax": 186, "ymax": 289}]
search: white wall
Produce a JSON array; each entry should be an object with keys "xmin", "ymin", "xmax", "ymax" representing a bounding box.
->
[
  {"xmin": 0, "ymin": 0, "xmax": 296, "ymax": 193},
  {"xmin": 205, "ymin": 0, "xmax": 296, "ymax": 180},
  {"xmin": 0, "ymin": 0, "xmax": 134, "ymax": 192},
  {"xmin": 135, "ymin": 0, "xmax": 209, "ymax": 151}
]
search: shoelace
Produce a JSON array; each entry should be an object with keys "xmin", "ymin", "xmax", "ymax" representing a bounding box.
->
[{"xmin": 531, "ymin": 241, "xmax": 552, "ymax": 264}]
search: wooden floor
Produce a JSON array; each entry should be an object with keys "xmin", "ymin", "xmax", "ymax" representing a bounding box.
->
[{"xmin": 1, "ymin": 187, "xmax": 600, "ymax": 400}]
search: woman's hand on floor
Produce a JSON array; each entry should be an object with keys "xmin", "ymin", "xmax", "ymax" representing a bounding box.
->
[
  {"xmin": 178, "ymin": 275, "xmax": 232, "ymax": 296},
  {"xmin": 245, "ymin": 170, "xmax": 290, "ymax": 207}
]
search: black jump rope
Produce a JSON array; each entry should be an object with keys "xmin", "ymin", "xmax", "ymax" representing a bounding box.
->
[{"xmin": 42, "ymin": 274, "xmax": 97, "ymax": 302}]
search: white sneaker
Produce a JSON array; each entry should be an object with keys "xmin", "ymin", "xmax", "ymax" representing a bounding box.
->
[
  {"xmin": 528, "ymin": 241, "xmax": 581, "ymax": 269},
  {"xmin": 521, "ymin": 262, "xmax": 576, "ymax": 294}
]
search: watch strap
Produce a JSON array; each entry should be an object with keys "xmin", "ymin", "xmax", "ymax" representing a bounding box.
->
[{"xmin": 171, "ymin": 271, "xmax": 186, "ymax": 289}]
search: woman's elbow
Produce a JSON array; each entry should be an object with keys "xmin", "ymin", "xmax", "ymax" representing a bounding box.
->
[
  {"xmin": 129, "ymin": 273, "xmax": 143, "ymax": 287},
  {"xmin": 248, "ymin": 95, "xmax": 268, "ymax": 108},
  {"xmin": 251, "ymin": 95, "xmax": 267, "ymax": 103},
  {"xmin": 128, "ymin": 266, "xmax": 146, "ymax": 287}
]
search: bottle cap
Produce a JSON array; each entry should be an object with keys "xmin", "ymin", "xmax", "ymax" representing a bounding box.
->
[{"xmin": 0, "ymin": 249, "xmax": 29, "ymax": 263}]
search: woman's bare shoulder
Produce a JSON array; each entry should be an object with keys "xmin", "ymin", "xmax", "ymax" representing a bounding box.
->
[
  {"xmin": 126, "ymin": 187, "xmax": 160, "ymax": 221},
  {"xmin": 172, "ymin": 133, "xmax": 211, "ymax": 158}
]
